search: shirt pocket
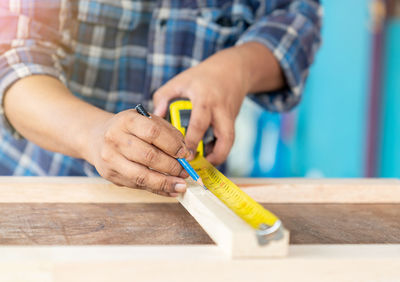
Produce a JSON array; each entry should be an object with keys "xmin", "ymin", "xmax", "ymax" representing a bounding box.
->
[
  {"xmin": 196, "ymin": 3, "xmax": 254, "ymax": 49},
  {"xmin": 77, "ymin": 0, "xmax": 142, "ymax": 30}
]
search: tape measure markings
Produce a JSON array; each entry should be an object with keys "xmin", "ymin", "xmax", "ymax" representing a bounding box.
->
[{"xmin": 191, "ymin": 156, "xmax": 279, "ymax": 229}]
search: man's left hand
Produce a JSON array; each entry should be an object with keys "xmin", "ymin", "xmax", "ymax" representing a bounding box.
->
[{"xmin": 153, "ymin": 42, "xmax": 284, "ymax": 165}]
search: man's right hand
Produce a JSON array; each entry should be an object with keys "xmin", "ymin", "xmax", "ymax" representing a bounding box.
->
[
  {"xmin": 4, "ymin": 76, "xmax": 189, "ymax": 197},
  {"xmin": 88, "ymin": 110, "xmax": 190, "ymax": 197}
]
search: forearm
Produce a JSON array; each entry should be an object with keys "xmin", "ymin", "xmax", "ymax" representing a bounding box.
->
[
  {"xmin": 203, "ymin": 42, "xmax": 285, "ymax": 95},
  {"xmin": 4, "ymin": 75, "xmax": 112, "ymax": 162}
]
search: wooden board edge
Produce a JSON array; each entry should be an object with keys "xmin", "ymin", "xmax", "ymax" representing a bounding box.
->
[
  {"xmin": 0, "ymin": 177, "xmax": 399, "ymax": 203},
  {"xmin": 0, "ymin": 244, "xmax": 399, "ymax": 261},
  {"xmin": 0, "ymin": 245, "xmax": 399, "ymax": 282}
]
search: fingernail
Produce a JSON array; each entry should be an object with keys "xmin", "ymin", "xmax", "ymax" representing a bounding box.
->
[
  {"xmin": 153, "ymin": 100, "xmax": 168, "ymax": 117},
  {"xmin": 176, "ymin": 146, "xmax": 189, "ymax": 159},
  {"xmin": 179, "ymin": 170, "xmax": 189, "ymax": 178},
  {"xmin": 174, "ymin": 183, "xmax": 186, "ymax": 193},
  {"xmin": 187, "ymin": 149, "xmax": 195, "ymax": 161},
  {"xmin": 153, "ymin": 107, "xmax": 162, "ymax": 116}
]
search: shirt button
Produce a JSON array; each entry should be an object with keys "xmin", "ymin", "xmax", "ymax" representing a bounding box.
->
[{"xmin": 159, "ymin": 19, "xmax": 167, "ymax": 27}]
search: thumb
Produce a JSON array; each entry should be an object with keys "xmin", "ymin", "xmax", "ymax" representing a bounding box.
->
[
  {"xmin": 153, "ymin": 97, "xmax": 169, "ymax": 117},
  {"xmin": 152, "ymin": 86, "xmax": 181, "ymax": 117}
]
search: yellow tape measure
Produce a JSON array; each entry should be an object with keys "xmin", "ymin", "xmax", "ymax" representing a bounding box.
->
[
  {"xmin": 168, "ymin": 100, "xmax": 283, "ymax": 242},
  {"xmin": 190, "ymin": 156, "xmax": 278, "ymax": 228}
]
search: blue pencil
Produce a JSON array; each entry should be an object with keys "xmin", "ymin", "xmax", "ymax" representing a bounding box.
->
[
  {"xmin": 135, "ymin": 104, "xmax": 207, "ymax": 190},
  {"xmin": 177, "ymin": 158, "xmax": 206, "ymax": 189}
]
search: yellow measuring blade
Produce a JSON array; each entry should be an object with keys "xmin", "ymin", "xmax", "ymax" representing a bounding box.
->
[{"xmin": 190, "ymin": 155, "xmax": 279, "ymax": 229}]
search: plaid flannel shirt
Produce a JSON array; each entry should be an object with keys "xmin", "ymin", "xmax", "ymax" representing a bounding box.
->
[{"xmin": 0, "ymin": 0, "xmax": 321, "ymax": 176}]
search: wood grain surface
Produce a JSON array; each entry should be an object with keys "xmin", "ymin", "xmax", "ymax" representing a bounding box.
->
[
  {"xmin": 267, "ymin": 204, "xmax": 400, "ymax": 244},
  {"xmin": 0, "ymin": 203, "xmax": 213, "ymax": 245},
  {"xmin": 0, "ymin": 203, "xmax": 398, "ymax": 245}
]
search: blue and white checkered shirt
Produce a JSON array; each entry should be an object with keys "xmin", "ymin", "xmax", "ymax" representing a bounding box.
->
[{"xmin": 0, "ymin": 0, "xmax": 321, "ymax": 176}]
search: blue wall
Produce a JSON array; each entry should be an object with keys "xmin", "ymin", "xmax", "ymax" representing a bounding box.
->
[
  {"xmin": 380, "ymin": 20, "xmax": 400, "ymax": 177},
  {"xmin": 228, "ymin": 0, "xmax": 373, "ymax": 177},
  {"xmin": 289, "ymin": 0, "xmax": 372, "ymax": 177}
]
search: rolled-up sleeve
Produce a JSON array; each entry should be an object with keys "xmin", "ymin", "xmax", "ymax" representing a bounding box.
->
[
  {"xmin": 236, "ymin": 0, "xmax": 322, "ymax": 112},
  {"xmin": 0, "ymin": 1, "xmax": 70, "ymax": 137}
]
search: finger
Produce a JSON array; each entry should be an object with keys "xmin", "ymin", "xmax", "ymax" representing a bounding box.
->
[
  {"xmin": 113, "ymin": 154, "xmax": 187, "ymax": 194},
  {"xmin": 124, "ymin": 110, "xmax": 190, "ymax": 159},
  {"xmin": 185, "ymin": 102, "xmax": 211, "ymax": 158},
  {"xmin": 153, "ymin": 85, "xmax": 182, "ymax": 117},
  {"xmin": 111, "ymin": 174, "xmax": 174, "ymax": 197},
  {"xmin": 205, "ymin": 111, "xmax": 235, "ymax": 165},
  {"xmin": 147, "ymin": 189, "xmax": 180, "ymax": 198},
  {"xmin": 118, "ymin": 133, "xmax": 189, "ymax": 178}
]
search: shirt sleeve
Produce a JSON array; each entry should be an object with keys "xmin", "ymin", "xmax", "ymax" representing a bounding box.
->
[
  {"xmin": 236, "ymin": 0, "xmax": 322, "ymax": 112},
  {"xmin": 0, "ymin": 1, "xmax": 72, "ymax": 138}
]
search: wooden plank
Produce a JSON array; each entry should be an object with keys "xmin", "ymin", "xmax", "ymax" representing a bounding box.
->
[
  {"xmin": 178, "ymin": 181, "xmax": 289, "ymax": 258},
  {"xmin": 0, "ymin": 176, "xmax": 398, "ymax": 258},
  {"xmin": 0, "ymin": 203, "xmax": 398, "ymax": 245},
  {"xmin": 0, "ymin": 245, "xmax": 399, "ymax": 282},
  {"xmin": 0, "ymin": 177, "xmax": 399, "ymax": 203}
]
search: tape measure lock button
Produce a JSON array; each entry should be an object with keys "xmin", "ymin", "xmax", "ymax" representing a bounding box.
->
[{"xmin": 256, "ymin": 221, "xmax": 284, "ymax": 245}]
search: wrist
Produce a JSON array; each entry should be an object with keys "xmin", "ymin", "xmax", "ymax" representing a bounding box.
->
[
  {"xmin": 77, "ymin": 108, "xmax": 113, "ymax": 164},
  {"xmin": 203, "ymin": 47, "xmax": 251, "ymax": 99},
  {"xmin": 232, "ymin": 42, "xmax": 285, "ymax": 94}
]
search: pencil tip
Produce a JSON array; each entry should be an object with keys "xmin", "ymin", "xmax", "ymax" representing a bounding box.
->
[{"xmin": 196, "ymin": 178, "xmax": 207, "ymax": 190}]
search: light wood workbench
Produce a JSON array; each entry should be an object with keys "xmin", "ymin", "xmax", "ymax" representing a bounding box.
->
[{"xmin": 0, "ymin": 177, "xmax": 399, "ymax": 281}]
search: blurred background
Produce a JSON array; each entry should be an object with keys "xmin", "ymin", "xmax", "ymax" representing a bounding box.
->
[{"xmin": 227, "ymin": 0, "xmax": 400, "ymax": 178}]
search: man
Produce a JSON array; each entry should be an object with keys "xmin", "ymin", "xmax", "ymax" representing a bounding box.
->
[{"xmin": 0, "ymin": 1, "xmax": 321, "ymax": 196}]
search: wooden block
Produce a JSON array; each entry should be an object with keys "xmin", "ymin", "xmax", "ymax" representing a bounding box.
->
[{"xmin": 178, "ymin": 180, "xmax": 289, "ymax": 258}]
